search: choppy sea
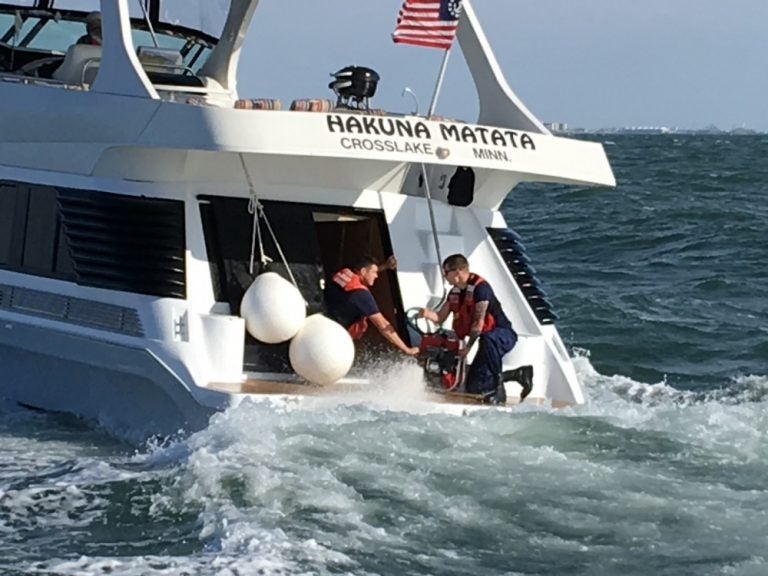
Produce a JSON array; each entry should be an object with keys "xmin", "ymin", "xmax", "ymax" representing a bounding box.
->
[{"xmin": 1, "ymin": 135, "xmax": 766, "ymax": 575}]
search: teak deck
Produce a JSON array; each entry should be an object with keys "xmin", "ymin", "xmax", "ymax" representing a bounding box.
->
[{"xmin": 208, "ymin": 378, "xmax": 529, "ymax": 406}]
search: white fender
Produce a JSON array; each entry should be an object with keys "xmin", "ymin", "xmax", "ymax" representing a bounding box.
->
[
  {"xmin": 240, "ymin": 272, "xmax": 305, "ymax": 343},
  {"xmin": 289, "ymin": 314, "xmax": 355, "ymax": 385}
]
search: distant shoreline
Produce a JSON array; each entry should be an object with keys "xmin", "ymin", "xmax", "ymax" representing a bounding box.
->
[{"xmin": 545, "ymin": 124, "xmax": 765, "ymax": 136}]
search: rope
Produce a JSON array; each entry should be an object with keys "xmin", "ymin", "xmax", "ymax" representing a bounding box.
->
[
  {"xmin": 259, "ymin": 207, "xmax": 300, "ymax": 289},
  {"xmin": 241, "ymin": 154, "xmax": 268, "ymax": 275},
  {"xmin": 239, "ymin": 153, "xmax": 300, "ymax": 291},
  {"xmin": 420, "ymin": 163, "xmax": 445, "ymax": 298}
]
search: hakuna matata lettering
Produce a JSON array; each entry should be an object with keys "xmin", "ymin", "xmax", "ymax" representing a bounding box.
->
[{"xmin": 326, "ymin": 114, "xmax": 536, "ymax": 150}]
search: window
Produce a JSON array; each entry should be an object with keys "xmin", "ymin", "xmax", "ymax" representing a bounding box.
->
[
  {"xmin": 0, "ymin": 182, "xmax": 72, "ymax": 276},
  {"xmin": 0, "ymin": 184, "xmax": 17, "ymax": 265}
]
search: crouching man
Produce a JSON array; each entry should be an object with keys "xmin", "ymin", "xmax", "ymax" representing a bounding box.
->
[
  {"xmin": 419, "ymin": 254, "xmax": 533, "ymax": 403},
  {"xmin": 325, "ymin": 255, "xmax": 419, "ymax": 356}
]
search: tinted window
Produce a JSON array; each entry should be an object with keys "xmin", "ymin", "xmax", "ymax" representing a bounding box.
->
[
  {"xmin": 0, "ymin": 184, "xmax": 16, "ymax": 265},
  {"xmin": 0, "ymin": 182, "xmax": 66, "ymax": 275},
  {"xmin": 21, "ymin": 186, "xmax": 59, "ymax": 274},
  {"xmin": 25, "ymin": 19, "xmax": 84, "ymax": 52}
]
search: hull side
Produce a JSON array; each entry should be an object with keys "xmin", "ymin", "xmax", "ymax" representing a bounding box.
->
[{"xmin": 0, "ymin": 319, "xmax": 216, "ymax": 443}]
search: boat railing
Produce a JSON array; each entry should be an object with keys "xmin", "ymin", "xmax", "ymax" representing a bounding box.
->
[
  {"xmin": 0, "ymin": 70, "xmax": 83, "ymax": 91},
  {"xmin": 0, "ymin": 56, "xmax": 234, "ymax": 104},
  {"xmin": 1, "ymin": 59, "xmax": 467, "ymax": 119},
  {"xmin": 230, "ymin": 97, "xmax": 466, "ymax": 125}
]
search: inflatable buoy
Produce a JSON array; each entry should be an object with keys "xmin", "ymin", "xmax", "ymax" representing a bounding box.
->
[
  {"xmin": 289, "ymin": 314, "xmax": 355, "ymax": 385},
  {"xmin": 240, "ymin": 272, "xmax": 306, "ymax": 343}
]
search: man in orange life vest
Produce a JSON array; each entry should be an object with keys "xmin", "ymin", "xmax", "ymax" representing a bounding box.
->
[
  {"xmin": 325, "ymin": 256, "xmax": 420, "ymax": 356},
  {"xmin": 419, "ymin": 254, "xmax": 533, "ymax": 403}
]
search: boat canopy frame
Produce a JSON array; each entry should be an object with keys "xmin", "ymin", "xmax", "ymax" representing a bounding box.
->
[{"xmin": 0, "ymin": 2, "xmax": 220, "ymax": 48}]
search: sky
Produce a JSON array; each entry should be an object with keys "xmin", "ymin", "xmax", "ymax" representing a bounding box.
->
[{"xmin": 236, "ymin": 0, "xmax": 768, "ymax": 132}]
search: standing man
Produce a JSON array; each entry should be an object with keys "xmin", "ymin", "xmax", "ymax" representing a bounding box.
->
[
  {"xmin": 420, "ymin": 254, "xmax": 533, "ymax": 403},
  {"xmin": 325, "ymin": 255, "xmax": 419, "ymax": 356}
]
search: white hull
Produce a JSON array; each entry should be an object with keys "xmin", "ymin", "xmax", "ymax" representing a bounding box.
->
[
  {"xmin": 0, "ymin": 309, "xmax": 220, "ymax": 443},
  {"xmin": 0, "ymin": 0, "xmax": 613, "ymax": 442},
  {"xmin": 0, "ymin": 178, "xmax": 580, "ymax": 443},
  {"xmin": 0, "ymin": 315, "xmax": 534, "ymax": 443}
]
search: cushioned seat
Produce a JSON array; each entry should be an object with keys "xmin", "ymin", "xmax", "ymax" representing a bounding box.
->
[
  {"xmin": 290, "ymin": 99, "xmax": 334, "ymax": 112},
  {"xmin": 235, "ymin": 99, "xmax": 282, "ymax": 110},
  {"xmin": 52, "ymin": 44, "xmax": 101, "ymax": 85}
]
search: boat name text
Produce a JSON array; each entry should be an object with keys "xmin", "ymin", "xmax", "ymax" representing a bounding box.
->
[{"xmin": 326, "ymin": 115, "xmax": 536, "ymax": 151}]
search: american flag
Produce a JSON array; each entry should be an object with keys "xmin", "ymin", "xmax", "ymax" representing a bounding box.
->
[{"xmin": 392, "ymin": 0, "xmax": 463, "ymax": 50}]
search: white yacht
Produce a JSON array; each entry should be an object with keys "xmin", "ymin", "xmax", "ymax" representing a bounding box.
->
[{"xmin": 0, "ymin": 0, "xmax": 615, "ymax": 442}]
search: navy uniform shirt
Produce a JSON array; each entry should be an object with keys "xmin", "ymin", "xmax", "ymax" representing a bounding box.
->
[
  {"xmin": 465, "ymin": 281, "xmax": 512, "ymax": 331},
  {"xmin": 324, "ymin": 282, "xmax": 379, "ymax": 329}
]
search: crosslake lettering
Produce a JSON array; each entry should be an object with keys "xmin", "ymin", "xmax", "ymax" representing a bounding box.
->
[
  {"xmin": 326, "ymin": 114, "xmax": 536, "ymax": 151},
  {"xmin": 340, "ymin": 137, "xmax": 433, "ymax": 155}
]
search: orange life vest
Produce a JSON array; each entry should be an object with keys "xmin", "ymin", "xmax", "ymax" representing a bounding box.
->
[
  {"xmin": 448, "ymin": 273, "xmax": 496, "ymax": 339},
  {"xmin": 332, "ymin": 268, "xmax": 370, "ymax": 340}
]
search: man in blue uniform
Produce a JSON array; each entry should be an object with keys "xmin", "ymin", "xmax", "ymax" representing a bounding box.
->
[
  {"xmin": 325, "ymin": 255, "xmax": 419, "ymax": 356},
  {"xmin": 419, "ymin": 254, "xmax": 533, "ymax": 403}
]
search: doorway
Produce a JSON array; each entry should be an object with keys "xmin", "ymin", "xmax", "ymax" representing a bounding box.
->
[
  {"xmin": 199, "ymin": 196, "xmax": 410, "ymax": 374},
  {"xmin": 313, "ymin": 209, "xmax": 410, "ymax": 360}
]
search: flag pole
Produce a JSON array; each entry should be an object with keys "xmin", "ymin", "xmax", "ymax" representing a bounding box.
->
[
  {"xmin": 424, "ymin": 44, "xmax": 451, "ymax": 286},
  {"xmin": 427, "ymin": 46, "xmax": 452, "ymax": 117}
]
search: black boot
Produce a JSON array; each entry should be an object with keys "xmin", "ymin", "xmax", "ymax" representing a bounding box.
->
[
  {"xmin": 482, "ymin": 381, "xmax": 507, "ymax": 405},
  {"xmin": 501, "ymin": 366, "xmax": 534, "ymax": 400},
  {"xmin": 494, "ymin": 380, "xmax": 507, "ymax": 404}
]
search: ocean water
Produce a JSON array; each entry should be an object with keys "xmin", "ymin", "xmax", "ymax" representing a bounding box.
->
[{"xmin": 1, "ymin": 135, "xmax": 767, "ymax": 575}]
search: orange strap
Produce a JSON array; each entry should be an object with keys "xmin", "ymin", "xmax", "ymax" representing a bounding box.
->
[
  {"xmin": 448, "ymin": 274, "xmax": 496, "ymax": 339},
  {"xmin": 332, "ymin": 268, "xmax": 371, "ymax": 339},
  {"xmin": 332, "ymin": 268, "xmax": 370, "ymax": 293}
]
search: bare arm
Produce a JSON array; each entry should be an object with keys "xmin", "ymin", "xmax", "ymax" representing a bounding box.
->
[
  {"xmin": 379, "ymin": 255, "xmax": 398, "ymax": 272},
  {"xmin": 464, "ymin": 300, "xmax": 489, "ymax": 352},
  {"xmin": 420, "ymin": 301, "xmax": 451, "ymax": 325},
  {"xmin": 369, "ymin": 313, "xmax": 419, "ymax": 355}
]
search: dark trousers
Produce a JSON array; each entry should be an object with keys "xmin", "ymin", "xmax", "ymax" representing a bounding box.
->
[{"xmin": 466, "ymin": 327, "xmax": 517, "ymax": 394}]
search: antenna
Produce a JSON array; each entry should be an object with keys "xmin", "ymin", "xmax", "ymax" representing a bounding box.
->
[
  {"xmin": 402, "ymin": 87, "xmax": 419, "ymax": 116},
  {"xmin": 136, "ymin": 0, "xmax": 159, "ymax": 47}
]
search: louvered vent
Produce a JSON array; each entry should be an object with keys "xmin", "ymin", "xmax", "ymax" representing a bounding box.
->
[
  {"xmin": 488, "ymin": 227, "xmax": 558, "ymax": 325},
  {"xmin": 0, "ymin": 284, "xmax": 144, "ymax": 336},
  {"xmin": 58, "ymin": 189, "xmax": 186, "ymax": 298}
]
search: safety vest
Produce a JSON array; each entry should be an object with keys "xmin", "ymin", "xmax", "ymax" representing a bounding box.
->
[
  {"xmin": 448, "ymin": 273, "xmax": 496, "ymax": 339},
  {"xmin": 332, "ymin": 268, "xmax": 370, "ymax": 340}
]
